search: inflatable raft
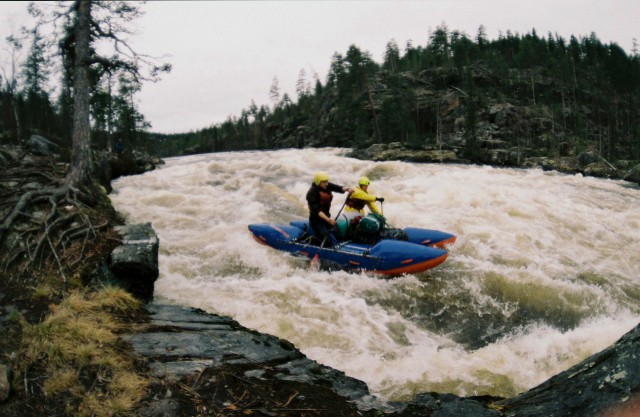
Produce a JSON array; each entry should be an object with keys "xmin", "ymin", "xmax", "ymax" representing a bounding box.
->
[{"xmin": 248, "ymin": 220, "xmax": 456, "ymax": 275}]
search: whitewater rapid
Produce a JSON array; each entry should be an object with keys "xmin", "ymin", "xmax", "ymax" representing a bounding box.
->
[{"xmin": 111, "ymin": 148, "xmax": 640, "ymax": 401}]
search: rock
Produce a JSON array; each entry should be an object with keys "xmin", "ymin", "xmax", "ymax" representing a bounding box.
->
[
  {"xmin": 577, "ymin": 151, "xmax": 603, "ymax": 167},
  {"xmin": 615, "ymin": 160, "xmax": 635, "ymax": 171},
  {"xmin": 496, "ymin": 323, "xmax": 640, "ymax": 417},
  {"xmin": 122, "ymin": 304, "xmax": 376, "ymax": 408},
  {"xmin": 441, "ymin": 91, "xmax": 462, "ymax": 116},
  {"xmin": 623, "ymin": 164, "xmax": 640, "ymax": 185},
  {"xmin": 26, "ymin": 134, "xmax": 61, "ymax": 156},
  {"xmin": 489, "ymin": 103, "xmax": 516, "ymax": 126},
  {"xmin": 583, "ymin": 162, "xmax": 619, "ymax": 179},
  {"xmin": 0, "ymin": 363, "xmax": 12, "ymax": 402},
  {"xmin": 139, "ymin": 398, "xmax": 180, "ymax": 417},
  {"xmin": 351, "ymin": 142, "xmax": 462, "ymax": 163},
  {"xmin": 109, "ymin": 150, "xmax": 162, "ymax": 181},
  {"xmin": 402, "ymin": 392, "xmax": 500, "ymax": 417},
  {"xmin": 131, "ymin": 150, "xmax": 162, "ymax": 174},
  {"xmin": 532, "ymin": 156, "xmax": 581, "ymax": 174},
  {"xmin": 122, "ymin": 303, "xmax": 640, "ymax": 417},
  {"xmin": 109, "ymin": 223, "xmax": 159, "ymax": 302}
]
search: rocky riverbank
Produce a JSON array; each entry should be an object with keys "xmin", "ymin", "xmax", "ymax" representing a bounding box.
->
[
  {"xmin": 349, "ymin": 141, "xmax": 640, "ymax": 186},
  {"xmin": 122, "ymin": 301, "xmax": 640, "ymax": 417}
]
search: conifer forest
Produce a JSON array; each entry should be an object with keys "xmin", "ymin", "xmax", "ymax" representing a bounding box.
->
[{"xmin": 2, "ymin": 21, "xmax": 640, "ymax": 164}]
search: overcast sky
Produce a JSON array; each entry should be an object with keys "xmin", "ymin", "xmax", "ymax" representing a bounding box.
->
[{"xmin": 1, "ymin": 0, "xmax": 639, "ymax": 134}]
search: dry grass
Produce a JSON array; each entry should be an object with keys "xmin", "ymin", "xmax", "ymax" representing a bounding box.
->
[{"xmin": 19, "ymin": 286, "xmax": 147, "ymax": 417}]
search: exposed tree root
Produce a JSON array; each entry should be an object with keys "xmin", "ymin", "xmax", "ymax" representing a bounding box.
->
[{"xmin": 0, "ymin": 150, "xmax": 121, "ymax": 283}]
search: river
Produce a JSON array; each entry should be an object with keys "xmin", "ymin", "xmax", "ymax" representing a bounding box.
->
[{"xmin": 111, "ymin": 148, "xmax": 640, "ymax": 401}]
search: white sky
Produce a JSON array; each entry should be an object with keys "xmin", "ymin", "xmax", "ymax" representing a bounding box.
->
[{"xmin": 1, "ymin": 0, "xmax": 639, "ymax": 134}]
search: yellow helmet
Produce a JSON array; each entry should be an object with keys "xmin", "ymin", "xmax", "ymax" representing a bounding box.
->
[
  {"xmin": 313, "ymin": 171, "xmax": 329, "ymax": 185},
  {"xmin": 358, "ymin": 176, "xmax": 370, "ymax": 186}
]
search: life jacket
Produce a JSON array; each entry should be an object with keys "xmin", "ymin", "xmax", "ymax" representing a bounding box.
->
[
  {"xmin": 346, "ymin": 197, "xmax": 366, "ymax": 211},
  {"xmin": 318, "ymin": 189, "xmax": 333, "ymax": 215}
]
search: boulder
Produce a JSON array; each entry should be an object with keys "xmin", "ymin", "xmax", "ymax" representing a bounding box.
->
[
  {"xmin": 615, "ymin": 160, "xmax": 636, "ymax": 171},
  {"xmin": 583, "ymin": 162, "xmax": 619, "ymax": 179},
  {"xmin": 496, "ymin": 323, "xmax": 640, "ymax": 417},
  {"xmin": 574, "ymin": 152, "xmax": 620, "ymax": 179},
  {"xmin": 109, "ymin": 223, "xmax": 159, "ymax": 302},
  {"xmin": 125, "ymin": 303, "xmax": 640, "ymax": 417},
  {"xmin": 577, "ymin": 151, "xmax": 603, "ymax": 167},
  {"xmin": 623, "ymin": 164, "xmax": 640, "ymax": 185},
  {"xmin": 26, "ymin": 135, "xmax": 61, "ymax": 156},
  {"xmin": 534, "ymin": 156, "xmax": 581, "ymax": 174},
  {"xmin": 109, "ymin": 150, "xmax": 163, "ymax": 181}
]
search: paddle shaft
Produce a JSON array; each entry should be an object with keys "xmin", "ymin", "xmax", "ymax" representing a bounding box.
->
[{"xmin": 320, "ymin": 192, "xmax": 351, "ymax": 247}]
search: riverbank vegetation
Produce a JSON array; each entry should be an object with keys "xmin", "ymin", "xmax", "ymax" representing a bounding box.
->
[{"xmin": 18, "ymin": 287, "xmax": 146, "ymax": 417}]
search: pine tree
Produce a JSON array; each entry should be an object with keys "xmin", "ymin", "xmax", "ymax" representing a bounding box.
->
[
  {"xmin": 383, "ymin": 39, "xmax": 400, "ymax": 74},
  {"xmin": 22, "ymin": 27, "xmax": 55, "ymax": 138},
  {"xmin": 269, "ymin": 77, "xmax": 281, "ymax": 108},
  {"xmin": 1, "ymin": 33, "xmax": 24, "ymax": 143},
  {"xmin": 296, "ymin": 68, "xmax": 309, "ymax": 99},
  {"xmin": 30, "ymin": 0, "xmax": 171, "ymax": 187}
]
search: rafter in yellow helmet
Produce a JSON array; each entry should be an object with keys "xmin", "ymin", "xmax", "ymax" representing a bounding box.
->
[{"xmin": 313, "ymin": 171, "xmax": 329, "ymax": 185}]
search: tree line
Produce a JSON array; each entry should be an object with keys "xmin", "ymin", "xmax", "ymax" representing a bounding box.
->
[
  {"xmin": 0, "ymin": 1, "xmax": 167, "ymax": 168},
  {"xmin": 2, "ymin": 12, "xmax": 640, "ymax": 165},
  {"xmin": 150, "ymin": 25, "xmax": 640, "ymax": 163}
]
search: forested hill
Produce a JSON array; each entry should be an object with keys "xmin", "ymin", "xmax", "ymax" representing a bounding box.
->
[
  {"xmin": 2, "ymin": 25, "xmax": 639, "ymax": 168},
  {"xmin": 150, "ymin": 26, "xmax": 640, "ymax": 166}
]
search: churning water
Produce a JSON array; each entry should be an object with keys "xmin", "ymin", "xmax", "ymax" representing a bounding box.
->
[{"xmin": 111, "ymin": 148, "xmax": 640, "ymax": 401}]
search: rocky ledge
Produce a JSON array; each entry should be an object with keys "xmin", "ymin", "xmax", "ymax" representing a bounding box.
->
[
  {"xmin": 122, "ymin": 301, "xmax": 640, "ymax": 417},
  {"xmin": 125, "ymin": 303, "xmax": 384, "ymax": 416}
]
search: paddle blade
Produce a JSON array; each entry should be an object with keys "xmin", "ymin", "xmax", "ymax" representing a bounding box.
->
[{"xmin": 310, "ymin": 253, "xmax": 319, "ymax": 268}]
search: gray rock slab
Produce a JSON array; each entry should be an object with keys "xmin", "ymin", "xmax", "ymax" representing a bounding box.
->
[
  {"xmin": 148, "ymin": 360, "xmax": 216, "ymax": 381},
  {"xmin": 147, "ymin": 303, "xmax": 237, "ymax": 328},
  {"xmin": 122, "ymin": 303, "xmax": 373, "ymax": 405},
  {"xmin": 497, "ymin": 323, "xmax": 640, "ymax": 417},
  {"xmin": 275, "ymin": 357, "xmax": 370, "ymax": 402},
  {"xmin": 122, "ymin": 330, "xmax": 298, "ymax": 364}
]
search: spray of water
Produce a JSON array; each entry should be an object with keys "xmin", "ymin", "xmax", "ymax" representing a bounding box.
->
[{"xmin": 111, "ymin": 148, "xmax": 640, "ymax": 401}]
